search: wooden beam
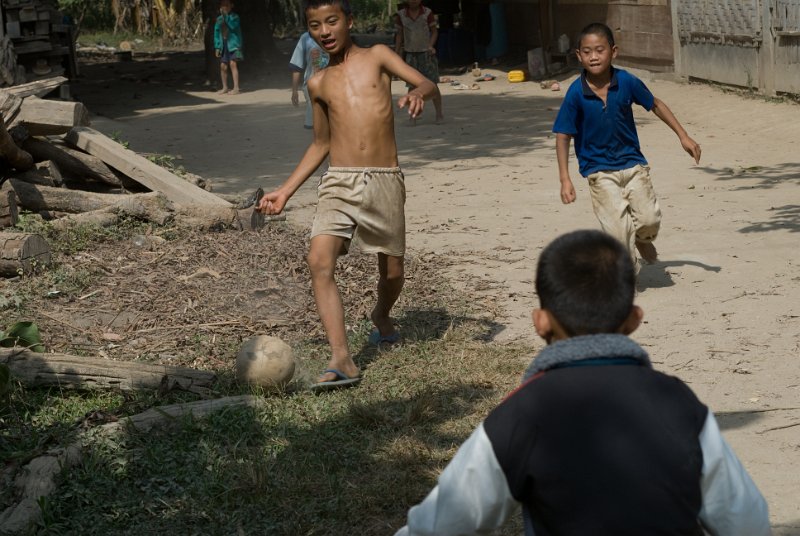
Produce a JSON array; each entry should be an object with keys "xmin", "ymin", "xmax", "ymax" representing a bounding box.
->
[
  {"xmin": 65, "ymin": 127, "xmax": 230, "ymax": 207},
  {"xmin": 12, "ymin": 96, "xmax": 90, "ymax": 136},
  {"xmin": 4, "ymin": 76, "xmax": 68, "ymax": 98}
]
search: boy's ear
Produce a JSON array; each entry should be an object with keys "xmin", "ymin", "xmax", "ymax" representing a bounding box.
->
[
  {"xmin": 611, "ymin": 44, "xmax": 619, "ymax": 60},
  {"xmin": 532, "ymin": 308, "xmax": 553, "ymax": 341},
  {"xmin": 618, "ymin": 305, "xmax": 643, "ymax": 335}
]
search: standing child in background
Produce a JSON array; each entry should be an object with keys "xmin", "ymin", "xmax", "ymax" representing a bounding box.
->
[
  {"xmin": 257, "ymin": 0, "xmax": 440, "ymax": 391},
  {"xmin": 289, "ymin": 31, "xmax": 330, "ymax": 129},
  {"xmin": 396, "ymin": 230, "xmax": 769, "ymax": 536},
  {"xmin": 214, "ymin": 0, "xmax": 243, "ymax": 94},
  {"xmin": 395, "ymin": 0, "xmax": 444, "ymax": 123},
  {"xmin": 553, "ymin": 22, "xmax": 701, "ymax": 272}
]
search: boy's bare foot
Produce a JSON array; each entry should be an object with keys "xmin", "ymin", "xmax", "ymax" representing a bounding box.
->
[
  {"xmin": 229, "ymin": 88, "xmax": 241, "ymax": 95},
  {"xmin": 435, "ymin": 115, "xmax": 444, "ymax": 124},
  {"xmin": 635, "ymin": 240, "xmax": 658, "ymax": 264},
  {"xmin": 217, "ymin": 88, "xmax": 229, "ymax": 94}
]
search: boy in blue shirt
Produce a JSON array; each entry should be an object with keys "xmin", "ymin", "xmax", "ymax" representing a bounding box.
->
[
  {"xmin": 553, "ymin": 22, "xmax": 701, "ymax": 272},
  {"xmin": 289, "ymin": 32, "xmax": 329, "ymax": 129}
]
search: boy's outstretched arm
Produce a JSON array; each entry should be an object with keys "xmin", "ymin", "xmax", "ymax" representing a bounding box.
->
[
  {"xmin": 258, "ymin": 86, "xmax": 330, "ymax": 215},
  {"xmin": 376, "ymin": 45, "xmax": 439, "ymax": 118},
  {"xmin": 652, "ymin": 97, "xmax": 701, "ymax": 164},
  {"xmin": 556, "ymin": 133, "xmax": 576, "ymax": 204}
]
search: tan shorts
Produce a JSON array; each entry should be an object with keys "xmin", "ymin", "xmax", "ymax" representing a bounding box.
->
[{"xmin": 311, "ymin": 167, "xmax": 406, "ymax": 257}]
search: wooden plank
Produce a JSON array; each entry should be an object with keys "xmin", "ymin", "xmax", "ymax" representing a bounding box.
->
[
  {"xmin": 5, "ymin": 75, "xmax": 67, "ymax": 98},
  {"xmin": 12, "ymin": 95, "xmax": 90, "ymax": 135},
  {"xmin": 65, "ymin": 127, "xmax": 230, "ymax": 207},
  {"xmin": 0, "ymin": 89, "xmax": 23, "ymax": 124}
]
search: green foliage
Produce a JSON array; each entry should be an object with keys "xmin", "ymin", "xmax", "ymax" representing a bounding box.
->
[
  {"xmin": 57, "ymin": 0, "xmax": 114, "ymax": 34},
  {"xmin": 0, "ymin": 321, "xmax": 45, "ymax": 352}
]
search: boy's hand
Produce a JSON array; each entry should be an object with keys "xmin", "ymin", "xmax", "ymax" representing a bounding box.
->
[
  {"xmin": 257, "ymin": 190, "xmax": 288, "ymax": 215},
  {"xmin": 681, "ymin": 135, "xmax": 701, "ymax": 164},
  {"xmin": 291, "ymin": 89, "xmax": 299, "ymax": 106},
  {"xmin": 398, "ymin": 92, "xmax": 425, "ymax": 119},
  {"xmin": 215, "ymin": 50, "xmax": 221, "ymax": 58},
  {"xmin": 560, "ymin": 178, "xmax": 576, "ymax": 204}
]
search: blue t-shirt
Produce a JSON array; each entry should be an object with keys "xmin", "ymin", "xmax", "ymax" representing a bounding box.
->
[
  {"xmin": 289, "ymin": 32, "xmax": 329, "ymax": 87},
  {"xmin": 553, "ymin": 67, "xmax": 655, "ymax": 177}
]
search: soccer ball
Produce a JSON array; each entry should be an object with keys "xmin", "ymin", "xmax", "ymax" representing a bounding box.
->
[{"xmin": 235, "ymin": 335, "xmax": 295, "ymax": 390}]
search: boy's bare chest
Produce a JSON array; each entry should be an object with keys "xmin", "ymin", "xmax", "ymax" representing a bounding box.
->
[{"xmin": 320, "ymin": 66, "xmax": 389, "ymax": 107}]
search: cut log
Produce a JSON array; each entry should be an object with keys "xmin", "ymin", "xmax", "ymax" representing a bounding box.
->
[
  {"xmin": 11, "ymin": 168, "xmax": 59, "ymax": 187},
  {"xmin": 3, "ymin": 178, "xmax": 139, "ymax": 212},
  {"xmin": 11, "ymin": 96, "xmax": 91, "ymax": 136},
  {"xmin": 22, "ymin": 137, "xmax": 122, "ymax": 186},
  {"xmin": 0, "ymin": 187, "xmax": 19, "ymax": 228},
  {"xmin": 4, "ymin": 75, "xmax": 67, "ymax": 98},
  {"xmin": 0, "ymin": 347, "xmax": 218, "ymax": 394},
  {"xmin": 36, "ymin": 160, "xmax": 63, "ymax": 185},
  {"xmin": 0, "ymin": 232, "xmax": 50, "ymax": 276},
  {"xmin": 50, "ymin": 191, "xmax": 174, "ymax": 229},
  {"xmin": 65, "ymin": 127, "xmax": 230, "ymax": 207},
  {"xmin": 0, "ymin": 117, "xmax": 33, "ymax": 170}
]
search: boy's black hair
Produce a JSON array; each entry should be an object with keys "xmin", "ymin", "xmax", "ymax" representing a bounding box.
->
[
  {"xmin": 304, "ymin": 0, "xmax": 352, "ymax": 16},
  {"xmin": 578, "ymin": 22, "xmax": 615, "ymax": 48},
  {"xmin": 535, "ymin": 230, "xmax": 635, "ymax": 336}
]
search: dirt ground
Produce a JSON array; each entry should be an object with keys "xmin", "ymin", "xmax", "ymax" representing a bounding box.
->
[{"xmin": 72, "ymin": 46, "xmax": 799, "ymax": 532}]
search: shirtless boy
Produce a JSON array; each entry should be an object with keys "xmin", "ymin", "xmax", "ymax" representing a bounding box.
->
[{"xmin": 257, "ymin": 0, "xmax": 439, "ymax": 391}]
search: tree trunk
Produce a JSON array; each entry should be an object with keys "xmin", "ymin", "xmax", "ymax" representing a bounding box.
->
[
  {"xmin": 0, "ymin": 347, "xmax": 218, "ymax": 395},
  {"xmin": 3, "ymin": 179, "xmax": 145, "ymax": 213},
  {"xmin": 0, "ymin": 232, "xmax": 50, "ymax": 276},
  {"xmin": 22, "ymin": 137, "xmax": 123, "ymax": 187},
  {"xmin": 0, "ymin": 118, "xmax": 33, "ymax": 171}
]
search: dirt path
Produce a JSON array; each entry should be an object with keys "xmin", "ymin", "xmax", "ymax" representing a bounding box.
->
[{"xmin": 75, "ymin": 51, "xmax": 799, "ymax": 532}]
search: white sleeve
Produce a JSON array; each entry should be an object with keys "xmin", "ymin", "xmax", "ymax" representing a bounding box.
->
[
  {"xmin": 394, "ymin": 422, "xmax": 520, "ymax": 536},
  {"xmin": 698, "ymin": 412, "xmax": 771, "ymax": 536}
]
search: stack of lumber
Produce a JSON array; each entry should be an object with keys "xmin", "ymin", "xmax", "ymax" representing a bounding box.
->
[{"xmin": 0, "ymin": 77, "xmax": 272, "ymax": 277}]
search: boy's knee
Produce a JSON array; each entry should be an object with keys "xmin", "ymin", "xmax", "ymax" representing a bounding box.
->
[{"xmin": 306, "ymin": 250, "xmax": 336, "ymax": 277}]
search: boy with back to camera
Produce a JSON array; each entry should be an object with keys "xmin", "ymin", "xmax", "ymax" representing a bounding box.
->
[
  {"xmin": 257, "ymin": 0, "xmax": 439, "ymax": 391},
  {"xmin": 553, "ymin": 23, "xmax": 701, "ymax": 273},
  {"xmin": 396, "ymin": 230, "xmax": 770, "ymax": 535}
]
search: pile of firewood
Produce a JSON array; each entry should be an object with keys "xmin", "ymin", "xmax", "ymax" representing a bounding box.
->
[{"xmin": 0, "ymin": 76, "xmax": 271, "ymax": 278}]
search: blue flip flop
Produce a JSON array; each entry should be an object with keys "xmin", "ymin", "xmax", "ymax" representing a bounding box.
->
[
  {"xmin": 368, "ymin": 330, "xmax": 402, "ymax": 347},
  {"xmin": 310, "ymin": 368, "xmax": 361, "ymax": 393}
]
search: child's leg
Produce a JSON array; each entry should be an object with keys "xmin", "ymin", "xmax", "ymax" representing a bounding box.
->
[
  {"xmin": 219, "ymin": 61, "xmax": 229, "ymax": 93},
  {"xmin": 371, "ymin": 253, "xmax": 404, "ymax": 337},
  {"xmin": 588, "ymin": 170, "xmax": 638, "ymax": 270},
  {"xmin": 229, "ymin": 60, "xmax": 240, "ymax": 93},
  {"xmin": 626, "ymin": 165, "xmax": 661, "ymax": 263},
  {"xmin": 307, "ymin": 234, "xmax": 359, "ymax": 381}
]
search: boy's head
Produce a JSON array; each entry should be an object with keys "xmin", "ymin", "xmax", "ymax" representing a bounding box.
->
[
  {"xmin": 575, "ymin": 22, "xmax": 617, "ymax": 77},
  {"xmin": 304, "ymin": 0, "xmax": 353, "ymax": 54},
  {"xmin": 533, "ymin": 230, "xmax": 641, "ymax": 343},
  {"xmin": 219, "ymin": 0, "xmax": 233, "ymax": 13}
]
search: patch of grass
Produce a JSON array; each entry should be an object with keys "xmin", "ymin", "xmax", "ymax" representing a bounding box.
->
[{"xmin": 30, "ymin": 332, "xmax": 529, "ymax": 535}]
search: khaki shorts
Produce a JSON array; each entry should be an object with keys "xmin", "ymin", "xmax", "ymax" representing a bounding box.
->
[
  {"xmin": 311, "ymin": 167, "xmax": 406, "ymax": 257},
  {"xmin": 587, "ymin": 164, "xmax": 661, "ymax": 272}
]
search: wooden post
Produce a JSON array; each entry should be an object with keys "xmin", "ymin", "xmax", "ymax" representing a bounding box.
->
[{"xmin": 0, "ymin": 187, "xmax": 18, "ymax": 228}]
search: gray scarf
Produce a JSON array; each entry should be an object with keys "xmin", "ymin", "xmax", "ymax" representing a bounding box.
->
[{"xmin": 522, "ymin": 333, "xmax": 651, "ymax": 382}]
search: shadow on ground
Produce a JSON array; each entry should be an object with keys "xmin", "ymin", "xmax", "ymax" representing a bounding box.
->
[{"xmin": 72, "ymin": 50, "xmax": 564, "ymax": 194}]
